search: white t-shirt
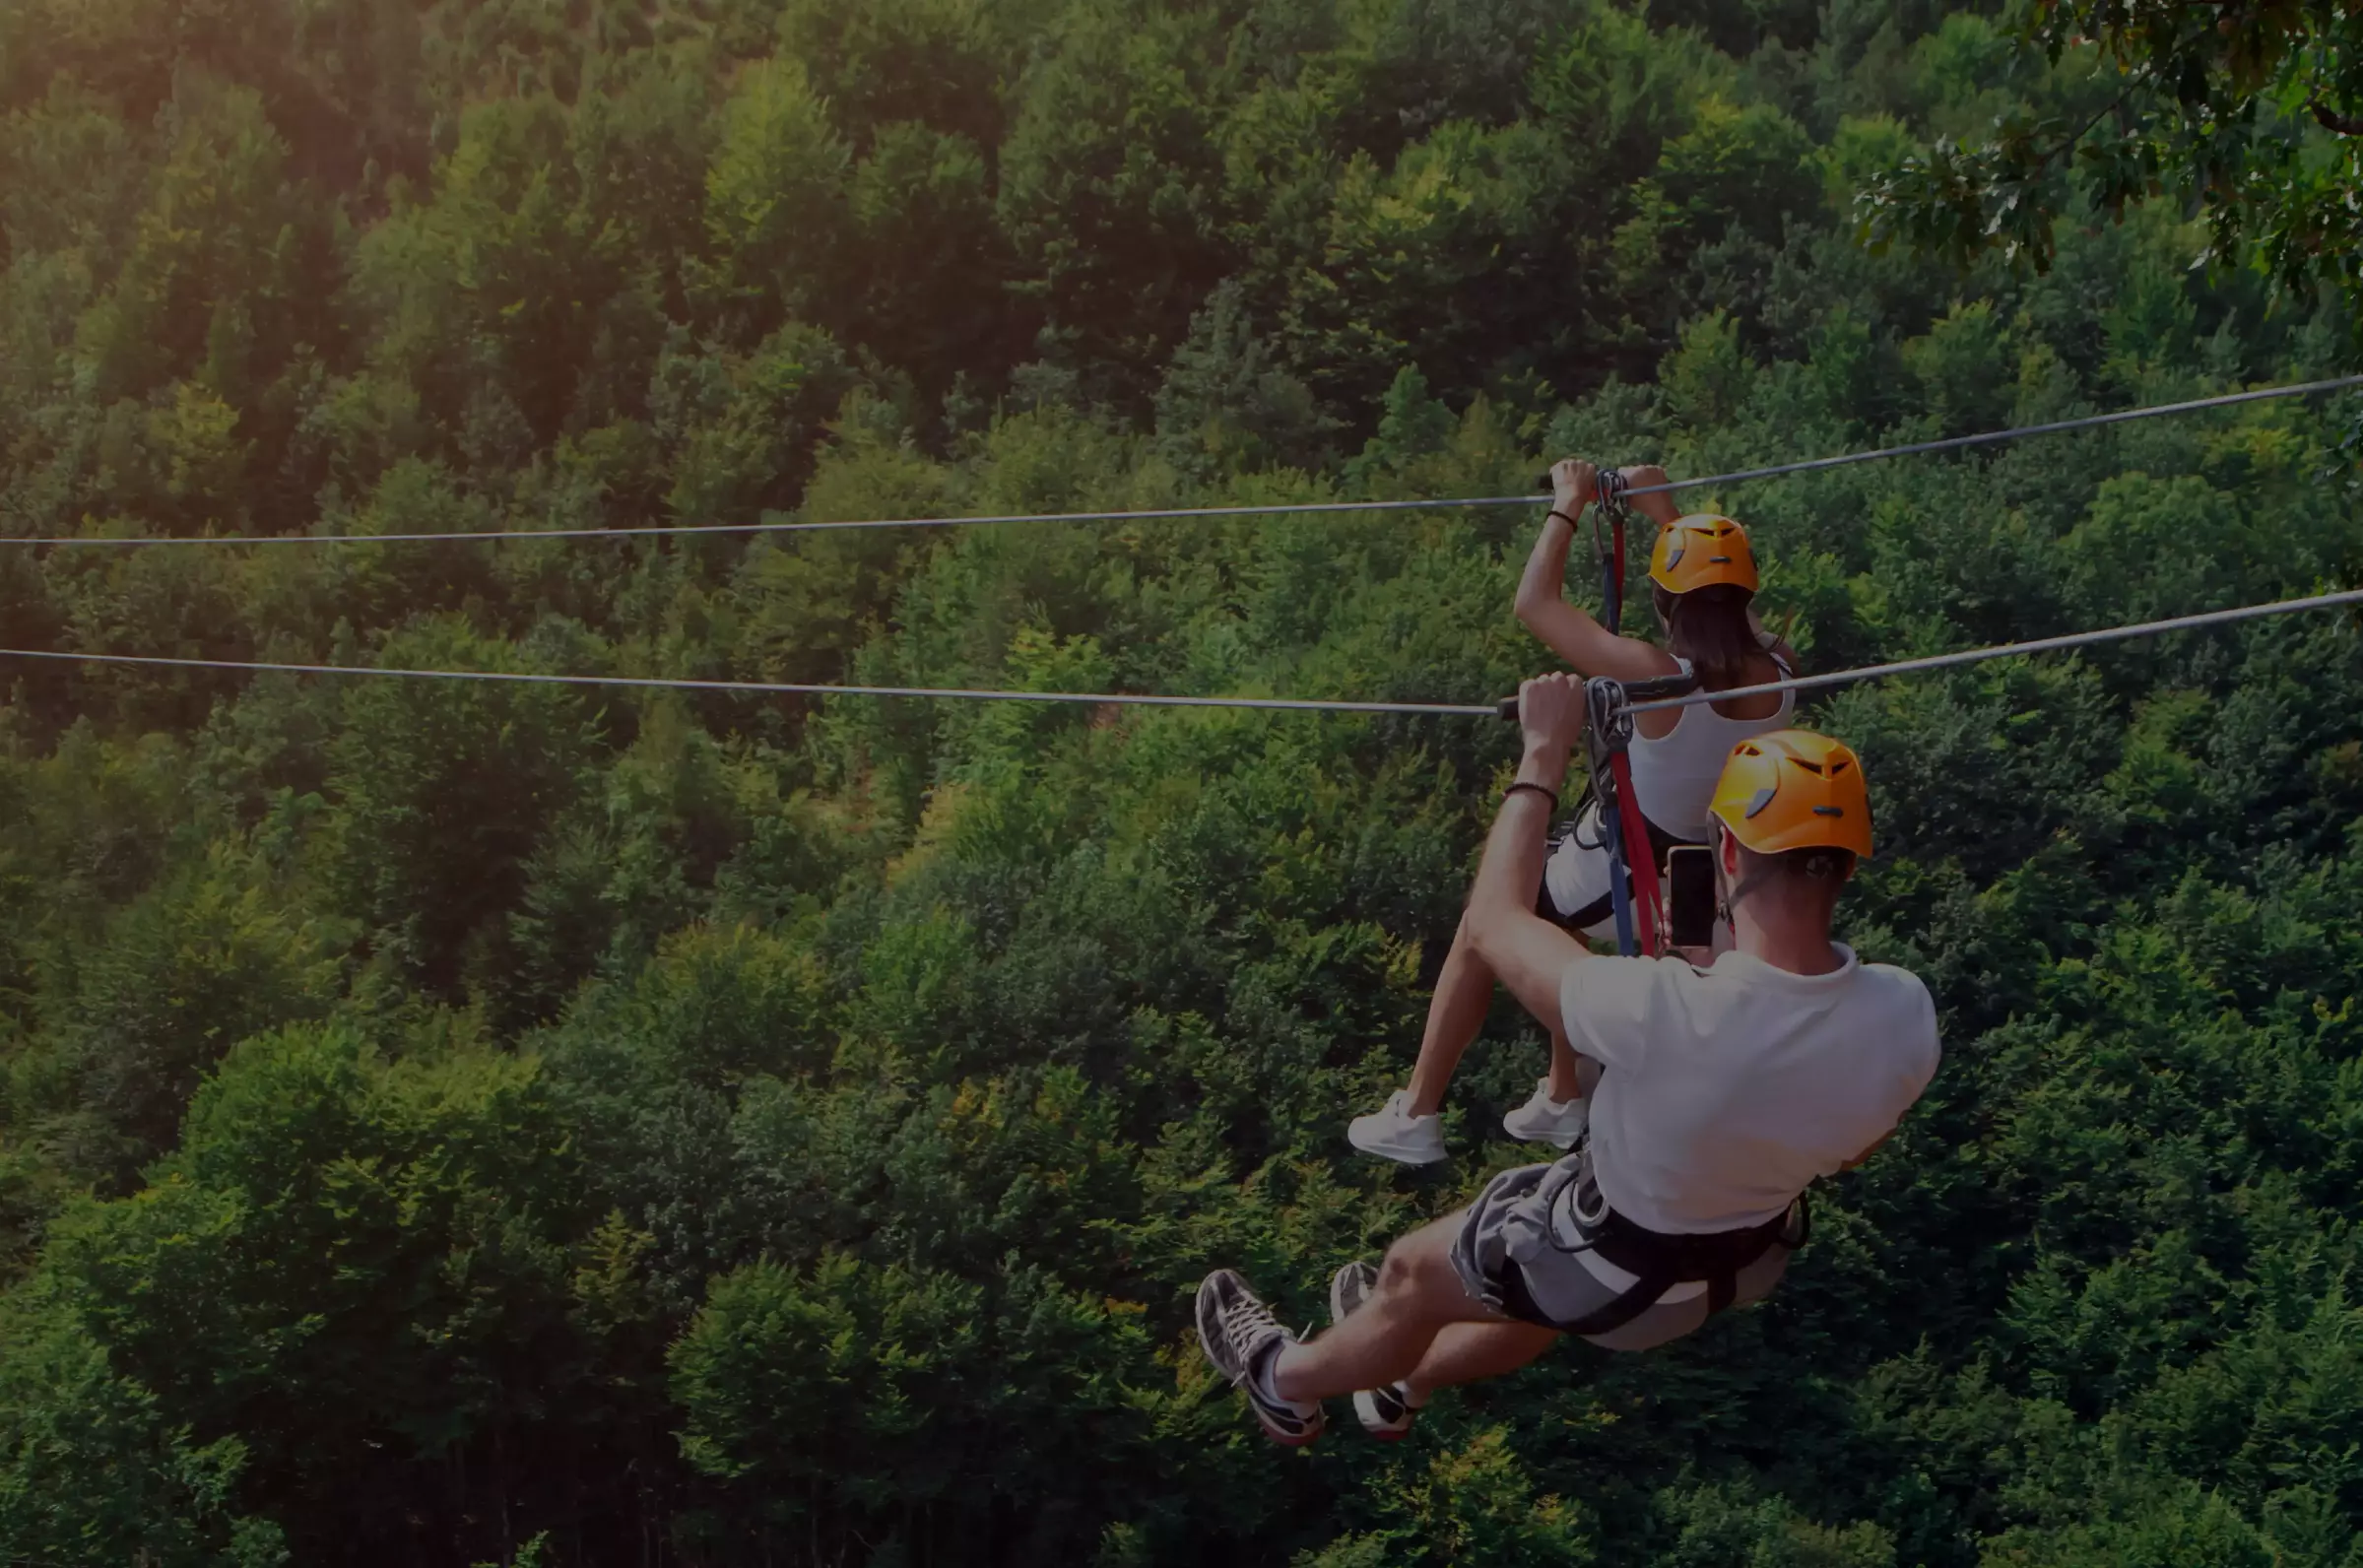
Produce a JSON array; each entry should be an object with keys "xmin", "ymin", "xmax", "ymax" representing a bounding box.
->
[{"xmin": 1559, "ymin": 946, "xmax": 1940, "ymax": 1236}]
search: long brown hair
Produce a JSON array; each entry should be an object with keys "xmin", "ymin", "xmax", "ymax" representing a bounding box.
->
[{"xmin": 1652, "ymin": 582, "xmax": 1760, "ymax": 689}]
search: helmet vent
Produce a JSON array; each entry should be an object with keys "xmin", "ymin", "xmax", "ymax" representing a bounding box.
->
[
  {"xmin": 1811, "ymin": 806, "xmax": 1845, "ymax": 817},
  {"xmin": 1743, "ymin": 786, "xmax": 1779, "ymax": 818}
]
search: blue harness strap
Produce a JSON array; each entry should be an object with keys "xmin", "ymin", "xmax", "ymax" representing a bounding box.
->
[{"xmin": 1589, "ymin": 471, "xmax": 1638, "ymax": 953}]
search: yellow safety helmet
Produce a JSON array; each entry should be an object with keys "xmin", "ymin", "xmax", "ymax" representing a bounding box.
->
[
  {"xmin": 1649, "ymin": 513, "xmax": 1759, "ymax": 596},
  {"xmin": 1708, "ymin": 730, "xmax": 1873, "ymax": 860}
]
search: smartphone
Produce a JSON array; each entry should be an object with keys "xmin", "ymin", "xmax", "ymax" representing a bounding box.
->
[{"xmin": 1667, "ymin": 845, "xmax": 1717, "ymax": 949}]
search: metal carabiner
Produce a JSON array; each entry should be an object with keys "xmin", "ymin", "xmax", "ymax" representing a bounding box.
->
[
  {"xmin": 1590, "ymin": 468, "xmax": 1633, "ymax": 630},
  {"xmin": 1583, "ymin": 675, "xmax": 1639, "ymax": 954}
]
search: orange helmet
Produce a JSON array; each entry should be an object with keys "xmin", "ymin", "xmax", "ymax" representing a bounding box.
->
[
  {"xmin": 1649, "ymin": 514, "xmax": 1759, "ymax": 596},
  {"xmin": 1708, "ymin": 730, "xmax": 1872, "ymax": 860}
]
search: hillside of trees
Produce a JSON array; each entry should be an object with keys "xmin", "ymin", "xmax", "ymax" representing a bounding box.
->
[{"xmin": 3, "ymin": 0, "xmax": 2362, "ymax": 1564}]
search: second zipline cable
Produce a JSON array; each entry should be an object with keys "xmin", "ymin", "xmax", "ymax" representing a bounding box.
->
[
  {"xmin": 3, "ymin": 586, "xmax": 2358, "ymax": 716},
  {"xmin": 0, "ymin": 649, "xmax": 1502, "ymax": 717},
  {"xmin": 1622, "ymin": 587, "xmax": 2363, "ymax": 713}
]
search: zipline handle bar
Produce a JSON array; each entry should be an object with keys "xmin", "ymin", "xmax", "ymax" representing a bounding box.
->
[{"xmin": 1495, "ymin": 661, "xmax": 1698, "ymax": 721}]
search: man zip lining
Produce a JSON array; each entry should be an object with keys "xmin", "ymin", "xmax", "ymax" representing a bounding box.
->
[{"xmin": 1196, "ymin": 676, "xmax": 1940, "ymax": 1443}]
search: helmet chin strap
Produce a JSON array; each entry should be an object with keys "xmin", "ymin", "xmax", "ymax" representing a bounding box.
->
[
  {"xmin": 1720, "ymin": 838, "xmax": 1851, "ymax": 936},
  {"xmin": 1724, "ymin": 867, "xmax": 1782, "ymax": 922},
  {"xmin": 1713, "ymin": 823, "xmax": 1784, "ymax": 930},
  {"xmin": 1712, "ymin": 827, "xmax": 1741, "ymax": 933}
]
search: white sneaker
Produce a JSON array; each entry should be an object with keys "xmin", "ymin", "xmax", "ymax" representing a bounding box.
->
[
  {"xmin": 1347, "ymin": 1090, "xmax": 1447, "ymax": 1165},
  {"xmin": 1501, "ymin": 1079, "xmax": 1589, "ymax": 1148}
]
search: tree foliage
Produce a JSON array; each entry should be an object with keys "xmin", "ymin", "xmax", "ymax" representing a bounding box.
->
[
  {"xmin": 1858, "ymin": 1, "xmax": 2363, "ymax": 294},
  {"xmin": 0, "ymin": 0, "xmax": 2361, "ymax": 1564}
]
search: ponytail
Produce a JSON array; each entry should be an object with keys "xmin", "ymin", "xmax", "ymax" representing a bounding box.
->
[{"xmin": 1652, "ymin": 582, "xmax": 1760, "ymax": 689}]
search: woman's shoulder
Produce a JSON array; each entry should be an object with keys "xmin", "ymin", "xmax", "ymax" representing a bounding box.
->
[
  {"xmin": 1705, "ymin": 646, "xmax": 1788, "ymax": 686},
  {"xmin": 1754, "ymin": 632, "xmax": 1802, "ymax": 675},
  {"xmin": 1599, "ymin": 635, "xmax": 1686, "ymax": 682}
]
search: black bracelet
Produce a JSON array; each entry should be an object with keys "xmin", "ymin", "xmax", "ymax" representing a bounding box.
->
[
  {"xmin": 1545, "ymin": 509, "xmax": 1580, "ymax": 529},
  {"xmin": 1502, "ymin": 781, "xmax": 1560, "ymax": 814}
]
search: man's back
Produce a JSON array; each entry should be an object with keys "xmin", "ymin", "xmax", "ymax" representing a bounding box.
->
[{"xmin": 1560, "ymin": 947, "xmax": 1939, "ymax": 1234}]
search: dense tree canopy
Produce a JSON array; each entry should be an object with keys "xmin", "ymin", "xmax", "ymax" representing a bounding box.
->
[
  {"xmin": 1860, "ymin": 0, "xmax": 2363, "ymax": 291},
  {"xmin": 1, "ymin": 0, "xmax": 2361, "ymax": 1565}
]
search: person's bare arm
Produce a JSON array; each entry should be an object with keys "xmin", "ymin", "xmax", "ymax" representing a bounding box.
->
[
  {"xmin": 1516, "ymin": 461, "xmax": 1683, "ymax": 684},
  {"xmin": 1464, "ymin": 674, "xmax": 1594, "ymax": 1026},
  {"xmin": 1621, "ymin": 464, "xmax": 1680, "ymax": 529}
]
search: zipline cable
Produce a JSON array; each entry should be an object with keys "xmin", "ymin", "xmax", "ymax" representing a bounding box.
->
[
  {"xmin": 7, "ymin": 376, "xmax": 2359, "ymax": 548},
  {"xmin": 4, "ymin": 586, "xmax": 2359, "ymax": 715},
  {"xmin": 1622, "ymin": 587, "xmax": 2363, "ymax": 714},
  {"xmin": 1564, "ymin": 373, "xmax": 2363, "ymax": 498},
  {"xmin": 0, "ymin": 648, "xmax": 1502, "ymax": 716}
]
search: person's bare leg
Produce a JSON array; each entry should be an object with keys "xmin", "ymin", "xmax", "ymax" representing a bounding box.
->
[
  {"xmin": 1404, "ymin": 1321, "xmax": 1561, "ymax": 1400},
  {"xmin": 1269, "ymin": 1218, "xmax": 1500, "ymax": 1403},
  {"xmin": 1405, "ymin": 919, "xmax": 1499, "ymax": 1116},
  {"xmin": 1544, "ymin": 1022, "xmax": 1584, "ymax": 1103}
]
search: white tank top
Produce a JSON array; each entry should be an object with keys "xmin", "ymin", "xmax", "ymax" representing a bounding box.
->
[{"xmin": 1627, "ymin": 646, "xmax": 1794, "ymax": 841}]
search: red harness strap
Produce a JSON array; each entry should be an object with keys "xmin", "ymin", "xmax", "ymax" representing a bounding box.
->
[
  {"xmin": 1606, "ymin": 750, "xmax": 1667, "ymax": 955},
  {"xmin": 1610, "ymin": 523, "xmax": 1627, "ymax": 626},
  {"xmin": 1596, "ymin": 472, "xmax": 1632, "ymax": 632}
]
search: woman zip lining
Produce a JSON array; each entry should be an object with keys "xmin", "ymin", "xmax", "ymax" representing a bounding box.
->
[{"xmin": 1348, "ymin": 459, "xmax": 1801, "ymax": 1165}]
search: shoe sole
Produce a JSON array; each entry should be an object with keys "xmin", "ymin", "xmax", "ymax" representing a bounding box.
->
[
  {"xmin": 1346, "ymin": 1127, "xmax": 1449, "ymax": 1165},
  {"xmin": 1251, "ymin": 1405, "xmax": 1325, "ymax": 1446},
  {"xmin": 1500, "ymin": 1116, "xmax": 1586, "ymax": 1148}
]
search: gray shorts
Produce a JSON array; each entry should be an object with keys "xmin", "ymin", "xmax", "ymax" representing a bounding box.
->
[{"xmin": 1450, "ymin": 1144, "xmax": 1799, "ymax": 1352}]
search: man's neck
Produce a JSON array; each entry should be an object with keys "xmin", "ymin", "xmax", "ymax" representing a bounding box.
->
[{"xmin": 1729, "ymin": 900, "xmax": 1847, "ymax": 977}]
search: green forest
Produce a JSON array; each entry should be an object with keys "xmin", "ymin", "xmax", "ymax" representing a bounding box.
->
[{"xmin": 2, "ymin": 0, "xmax": 2361, "ymax": 1563}]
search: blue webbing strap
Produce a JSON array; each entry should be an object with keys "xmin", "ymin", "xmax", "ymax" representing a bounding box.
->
[{"xmin": 1585, "ymin": 678, "xmax": 1641, "ymax": 957}]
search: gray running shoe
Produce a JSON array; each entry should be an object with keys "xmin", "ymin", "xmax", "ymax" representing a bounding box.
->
[{"xmin": 1196, "ymin": 1270, "xmax": 1324, "ymax": 1446}]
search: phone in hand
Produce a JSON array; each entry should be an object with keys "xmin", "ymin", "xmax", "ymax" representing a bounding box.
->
[{"xmin": 1667, "ymin": 845, "xmax": 1717, "ymax": 950}]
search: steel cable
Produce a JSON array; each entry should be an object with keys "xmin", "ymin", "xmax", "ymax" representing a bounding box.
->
[
  {"xmin": 6, "ymin": 376, "xmax": 2357, "ymax": 548},
  {"xmin": 2, "ymin": 586, "xmax": 2355, "ymax": 717}
]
